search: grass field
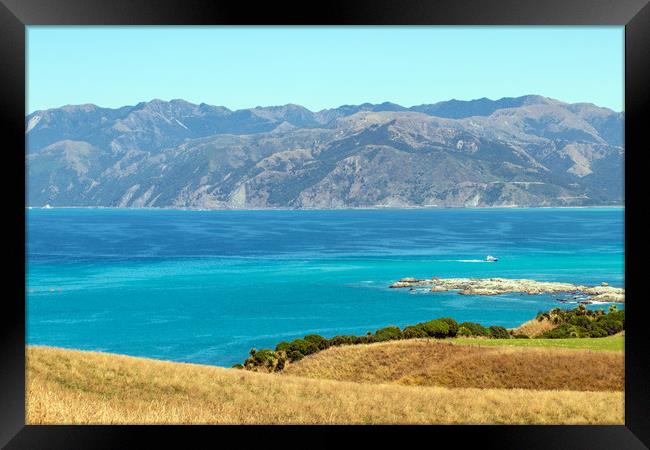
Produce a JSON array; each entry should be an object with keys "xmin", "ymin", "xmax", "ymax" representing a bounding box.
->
[
  {"xmin": 452, "ymin": 335, "xmax": 624, "ymax": 352},
  {"xmin": 510, "ymin": 316, "xmax": 558, "ymax": 337},
  {"xmin": 283, "ymin": 339, "xmax": 623, "ymax": 391},
  {"xmin": 27, "ymin": 345, "xmax": 624, "ymax": 425}
]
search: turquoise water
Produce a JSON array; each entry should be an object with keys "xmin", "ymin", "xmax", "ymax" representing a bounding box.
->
[{"xmin": 26, "ymin": 208, "xmax": 624, "ymax": 367}]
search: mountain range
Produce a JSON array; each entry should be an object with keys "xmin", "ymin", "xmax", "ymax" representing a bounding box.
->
[{"xmin": 26, "ymin": 95, "xmax": 624, "ymax": 208}]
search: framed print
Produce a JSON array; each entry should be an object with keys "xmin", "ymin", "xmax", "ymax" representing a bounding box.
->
[{"xmin": 1, "ymin": 0, "xmax": 649, "ymax": 447}]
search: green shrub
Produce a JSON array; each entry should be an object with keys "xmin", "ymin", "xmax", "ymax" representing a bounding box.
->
[
  {"xmin": 438, "ymin": 318, "xmax": 459, "ymax": 337},
  {"xmin": 357, "ymin": 334, "xmax": 376, "ymax": 344},
  {"xmin": 242, "ymin": 348, "xmax": 285, "ymax": 371},
  {"xmin": 488, "ymin": 326, "xmax": 510, "ymax": 339},
  {"xmin": 275, "ymin": 353, "xmax": 286, "ymax": 371},
  {"xmin": 512, "ymin": 334, "xmax": 530, "ymax": 339},
  {"xmin": 275, "ymin": 341, "xmax": 291, "ymax": 352},
  {"xmin": 568, "ymin": 315, "xmax": 592, "ymax": 328},
  {"xmin": 252, "ymin": 349, "xmax": 276, "ymax": 365},
  {"xmin": 539, "ymin": 307, "xmax": 625, "ymax": 338},
  {"xmin": 458, "ymin": 322, "xmax": 489, "ymax": 337},
  {"xmin": 595, "ymin": 318, "xmax": 623, "ymax": 335},
  {"xmin": 304, "ymin": 334, "xmax": 329, "ymax": 350},
  {"xmin": 328, "ymin": 335, "xmax": 357, "ymax": 347},
  {"xmin": 374, "ymin": 326, "xmax": 403, "ymax": 342},
  {"xmin": 606, "ymin": 310, "xmax": 625, "ymax": 325},
  {"xmin": 287, "ymin": 339, "xmax": 319, "ymax": 358},
  {"xmin": 287, "ymin": 350, "xmax": 304, "ymax": 361},
  {"xmin": 539, "ymin": 324, "xmax": 573, "ymax": 339},
  {"xmin": 422, "ymin": 320, "xmax": 450, "ymax": 338},
  {"xmin": 403, "ymin": 325, "xmax": 428, "ymax": 339},
  {"xmin": 587, "ymin": 326, "xmax": 609, "ymax": 338}
]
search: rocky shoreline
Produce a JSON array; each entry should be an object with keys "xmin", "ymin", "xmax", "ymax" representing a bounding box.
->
[{"xmin": 389, "ymin": 277, "xmax": 625, "ymax": 302}]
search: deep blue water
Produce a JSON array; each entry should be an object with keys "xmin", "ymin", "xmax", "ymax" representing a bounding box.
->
[{"xmin": 26, "ymin": 208, "xmax": 624, "ymax": 367}]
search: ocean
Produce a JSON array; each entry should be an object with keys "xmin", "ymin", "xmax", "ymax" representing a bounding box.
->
[{"xmin": 26, "ymin": 207, "xmax": 624, "ymax": 367}]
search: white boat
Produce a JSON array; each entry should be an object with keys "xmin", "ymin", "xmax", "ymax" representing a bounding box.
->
[
  {"xmin": 485, "ymin": 255, "xmax": 498, "ymax": 262},
  {"xmin": 43, "ymin": 204, "xmax": 52, "ymax": 209}
]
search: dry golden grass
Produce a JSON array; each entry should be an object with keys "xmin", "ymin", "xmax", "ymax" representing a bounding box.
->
[
  {"xmin": 27, "ymin": 346, "xmax": 623, "ymax": 425},
  {"xmin": 284, "ymin": 339, "xmax": 624, "ymax": 391},
  {"xmin": 453, "ymin": 335, "xmax": 623, "ymax": 352},
  {"xmin": 511, "ymin": 317, "xmax": 557, "ymax": 337}
]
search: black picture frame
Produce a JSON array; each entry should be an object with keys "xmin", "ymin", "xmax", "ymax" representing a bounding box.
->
[{"xmin": 2, "ymin": 0, "xmax": 648, "ymax": 448}]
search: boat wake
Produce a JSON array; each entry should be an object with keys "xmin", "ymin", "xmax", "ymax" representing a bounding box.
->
[{"xmin": 444, "ymin": 256, "xmax": 499, "ymax": 263}]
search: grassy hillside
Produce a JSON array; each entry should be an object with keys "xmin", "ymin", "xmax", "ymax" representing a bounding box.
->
[
  {"xmin": 240, "ymin": 306, "xmax": 624, "ymax": 372},
  {"xmin": 452, "ymin": 335, "xmax": 624, "ymax": 352},
  {"xmin": 283, "ymin": 339, "xmax": 623, "ymax": 391},
  {"xmin": 27, "ymin": 346, "xmax": 623, "ymax": 425},
  {"xmin": 510, "ymin": 316, "xmax": 557, "ymax": 337}
]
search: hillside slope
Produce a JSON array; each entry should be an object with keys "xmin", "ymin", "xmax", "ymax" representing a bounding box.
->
[
  {"xmin": 27, "ymin": 346, "xmax": 623, "ymax": 424},
  {"xmin": 26, "ymin": 96, "xmax": 624, "ymax": 208},
  {"xmin": 282, "ymin": 339, "xmax": 623, "ymax": 391}
]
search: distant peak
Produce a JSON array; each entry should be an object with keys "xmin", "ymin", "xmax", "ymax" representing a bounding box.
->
[
  {"xmin": 516, "ymin": 95, "xmax": 559, "ymax": 105},
  {"xmin": 140, "ymin": 98, "xmax": 194, "ymax": 108},
  {"xmin": 59, "ymin": 103, "xmax": 100, "ymax": 113},
  {"xmin": 144, "ymin": 98, "xmax": 166, "ymax": 105},
  {"xmin": 27, "ymin": 95, "xmax": 619, "ymax": 118},
  {"xmin": 170, "ymin": 98, "xmax": 195, "ymax": 105}
]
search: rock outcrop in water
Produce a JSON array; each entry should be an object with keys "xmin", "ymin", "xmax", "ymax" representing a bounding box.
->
[{"xmin": 389, "ymin": 277, "xmax": 625, "ymax": 302}]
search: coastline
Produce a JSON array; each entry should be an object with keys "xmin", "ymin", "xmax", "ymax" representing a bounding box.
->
[
  {"xmin": 26, "ymin": 204, "xmax": 625, "ymax": 211},
  {"xmin": 25, "ymin": 336, "xmax": 625, "ymax": 370},
  {"xmin": 28, "ymin": 334, "xmax": 625, "ymax": 370},
  {"xmin": 27, "ymin": 310, "xmax": 626, "ymax": 369}
]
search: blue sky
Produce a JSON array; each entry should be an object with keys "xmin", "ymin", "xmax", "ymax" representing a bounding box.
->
[{"xmin": 26, "ymin": 26, "xmax": 624, "ymax": 113}]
